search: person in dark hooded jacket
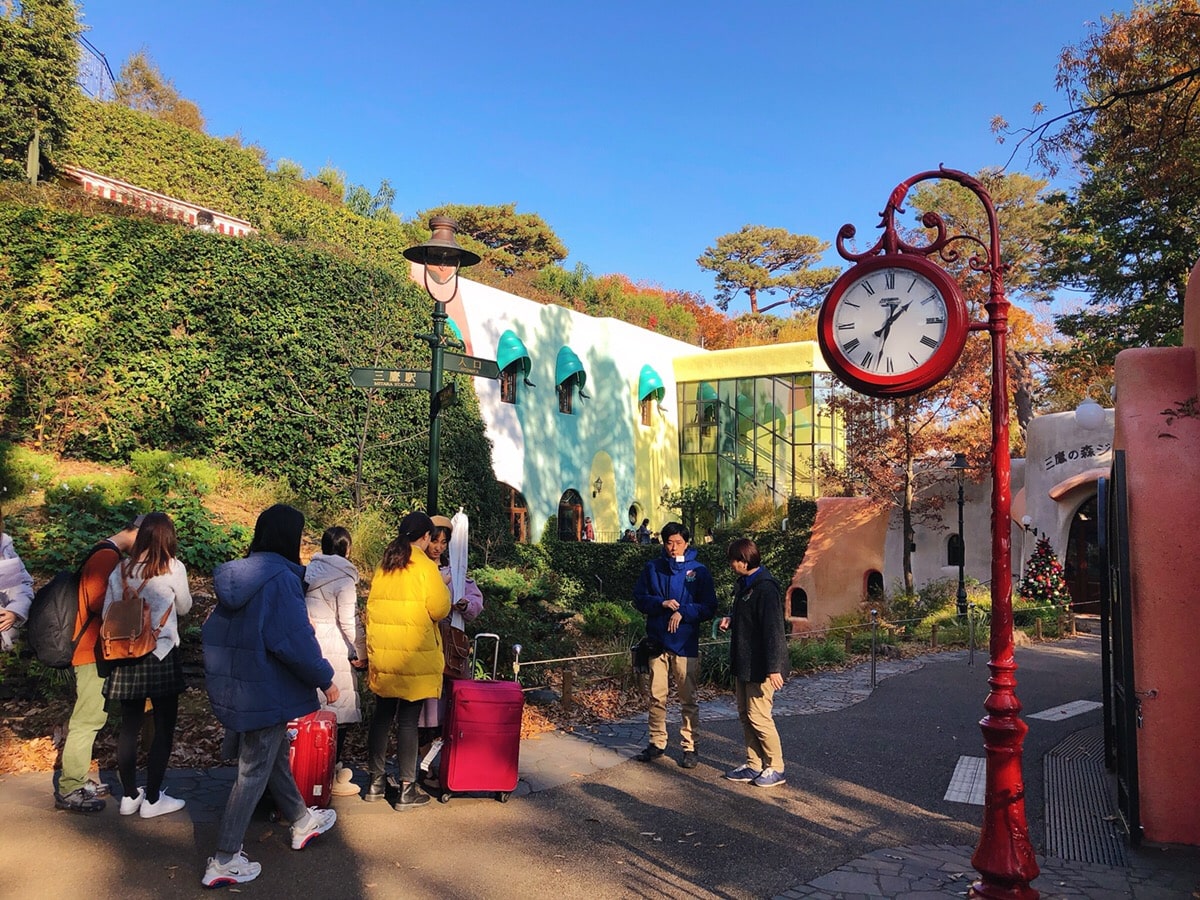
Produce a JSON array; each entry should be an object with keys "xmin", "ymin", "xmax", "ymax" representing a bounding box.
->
[
  {"xmin": 200, "ymin": 505, "xmax": 340, "ymax": 888},
  {"xmin": 718, "ymin": 537, "xmax": 788, "ymax": 788},
  {"xmin": 631, "ymin": 522, "xmax": 717, "ymax": 768}
]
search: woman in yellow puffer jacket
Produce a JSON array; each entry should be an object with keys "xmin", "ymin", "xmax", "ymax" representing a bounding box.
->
[{"xmin": 364, "ymin": 511, "xmax": 451, "ymax": 810}]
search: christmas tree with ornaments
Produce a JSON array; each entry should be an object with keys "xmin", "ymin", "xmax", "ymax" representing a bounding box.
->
[{"xmin": 1018, "ymin": 534, "xmax": 1072, "ymax": 607}]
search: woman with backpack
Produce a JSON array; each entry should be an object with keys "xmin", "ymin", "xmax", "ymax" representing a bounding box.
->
[
  {"xmin": 363, "ymin": 511, "xmax": 450, "ymax": 810},
  {"xmin": 101, "ymin": 511, "xmax": 193, "ymax": 817}
]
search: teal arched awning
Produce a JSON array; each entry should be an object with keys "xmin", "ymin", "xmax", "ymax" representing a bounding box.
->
[
  {"xmin": 637, "ymin": 365, "xmax": 665, "ymax": 404},
  {"xmin": 496, "ymin": 330, "xmax": 531, "ymax": 375},
  {"xmin": 446, "ymin": 318, "xmax": 464, "ymax": 344},
  {"xmin": 555, "ymin": 347, "xmax": 586, "ymax": 389}
]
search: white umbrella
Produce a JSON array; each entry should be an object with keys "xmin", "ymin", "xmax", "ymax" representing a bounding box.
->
[{"xmin": 448, "ymin": 508, "xmax": 469, "ymax": 627}]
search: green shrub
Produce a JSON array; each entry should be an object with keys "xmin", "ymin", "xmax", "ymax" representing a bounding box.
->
[
  {"xmin": 0, "ymin": 443, "xmax": 57, "ymax": 502},
  {"xmin": 12, "ymin": 489, "xmax": 142, "ymax": 572},
  {"xmin": 130, "ymin": 450, "xmax": 220, "ymax": 500},
  {"xmin": 580, "ymin": 601, "xmax": 637, "ymax": 639},
  {"xmin": 848, "ymin": 627, "xmax": 897, "ymax": 655},
  {"xmin": 10, "ymin": 470, "xmax": 249, "ymax": 575},
  {"xmin": 699, "ymin": 638, "xmax": 733, "ymax": 688},
  {"xmin": 471, "ymin": 595, "xmax": 574, "ymax": 684},
  {"xmin": 473, "ymin": 567, "xmax": 551, "ymax": 605},
  {"xmin": 552, "ymin": 573, "xmax": 587, "ymax": 610},
  {"xmin": 788, "ymin": 637, "xmax": 847, "ymax": 672}
]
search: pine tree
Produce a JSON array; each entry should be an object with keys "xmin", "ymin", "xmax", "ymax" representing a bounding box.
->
[{"xmin": 1018, "ymin": 535, "xmax": 1072, "ymax": 607}]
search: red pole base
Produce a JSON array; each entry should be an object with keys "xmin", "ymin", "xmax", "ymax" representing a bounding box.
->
[{"xmin": 969, "ymin": 668, "xmax": 1040, "ymax": 899}]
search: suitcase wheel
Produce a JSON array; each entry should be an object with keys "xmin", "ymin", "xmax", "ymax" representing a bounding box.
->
[
  {"xmin": 438, "ymin": 791, "xmax": 451, "ymax": 804},
  {"xmin": 497, "ymin": 791, "xmax": 511, "ymax": 803}
]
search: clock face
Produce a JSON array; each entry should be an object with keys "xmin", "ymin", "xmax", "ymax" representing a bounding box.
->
[{"xmin": 818, "ymin": 255, "xmax": 968, "ymax": 397}]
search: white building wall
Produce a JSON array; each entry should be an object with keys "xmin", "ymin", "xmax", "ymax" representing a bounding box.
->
[{"xmin": 451, "ymin": 276, "xmax": 704, "ymax": 541}]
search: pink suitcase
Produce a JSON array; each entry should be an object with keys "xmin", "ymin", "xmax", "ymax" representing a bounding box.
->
[
  {"xmin": 286, "ymin": 710, "xmax": 337, "ymax": 808},
  {"xmin": 437, "ymin": 634, "xmax": 524, "ymax": 803}
]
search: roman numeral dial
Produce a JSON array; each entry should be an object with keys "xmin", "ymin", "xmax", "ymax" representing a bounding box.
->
[{"xmin": 818, "ymin": 256, "xmax": 970, "ymax": 398}]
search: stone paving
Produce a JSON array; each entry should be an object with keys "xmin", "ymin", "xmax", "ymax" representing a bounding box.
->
[
  {"xmin": 551, "ymin": 649, "xmax": 1199, "ymax": 899},
  {"xmin": 71, "ymin": 644, "xmax": 1200, "ymax": 898}
]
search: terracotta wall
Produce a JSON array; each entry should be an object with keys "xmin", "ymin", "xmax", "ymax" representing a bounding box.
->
[
  {"xmin": 1110, "ymin": 257, "xmax": 1200, "ymax": 846},
  {"xmin": 789, "ymin": 497, "xmax": 889, "ymax": 630}
]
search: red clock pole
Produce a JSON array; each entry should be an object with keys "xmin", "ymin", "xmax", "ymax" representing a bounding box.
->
[{"xmin": 828, "ymin": 167, "xmax": 1040, "ymax": 898}]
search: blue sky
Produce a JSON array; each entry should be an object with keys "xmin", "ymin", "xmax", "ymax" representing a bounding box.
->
[{"xmin": 76, "ymin": 0, "xmax": 1116, "ymax": 314}]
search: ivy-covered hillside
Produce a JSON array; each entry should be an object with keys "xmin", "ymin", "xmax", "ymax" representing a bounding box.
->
[{"xmin": 0, "ymin": 199, "xmax": 506, "ymax": 536}]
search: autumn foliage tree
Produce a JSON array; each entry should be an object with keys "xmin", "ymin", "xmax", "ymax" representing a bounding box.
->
[{"xmin": 998, "ymin": 1, "xmax": 1200, "ymax": 373}]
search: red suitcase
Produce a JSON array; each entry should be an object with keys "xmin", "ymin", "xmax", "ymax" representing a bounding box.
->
[
  {"xmin": 286, "ymin": 710, "xmax": 337, "ymax": 808},
  {"xmin": 438, "ymin": 634, "xmax": 524, "ymax": 803}
]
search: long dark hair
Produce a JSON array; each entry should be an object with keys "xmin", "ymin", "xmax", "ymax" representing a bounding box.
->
[
  {"xmin": 321, "ymin": 526, "xmax": 352, "ymax": 558},
  {"xmin": 124, "ymin": 512, "xmax": 178, "ymax": 579},
  {"xmin": 380, "ymin": 511, "xmax": 433, "ymax": 574}
]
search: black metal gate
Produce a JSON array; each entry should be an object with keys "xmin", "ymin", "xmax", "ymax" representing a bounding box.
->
[{"xmin": 1100, "ymin": 450, "xmax": 1140, "ymax": 842}]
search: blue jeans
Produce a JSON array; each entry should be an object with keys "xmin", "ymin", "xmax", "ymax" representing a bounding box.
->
[{"xmin": 215, "ymin": 722, "xmax": 307, "ymax": 855}]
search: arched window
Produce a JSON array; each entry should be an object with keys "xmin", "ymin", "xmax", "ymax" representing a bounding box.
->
[
  {"xmin": 502, "ymin": 484, "xmax": 528, "ymax": 543},
  {"xmin": 790, "ymin": 588, "xmax": 809, "ymax": 618},
  {"xmin": 558, "ymin": 489, "xmax": 585, "ymax": 541},
  {"xmin": 947, "ymin": 534, "xmax": 964, "ymax": 567},
  {"xmin": 866, "ymin": 571, "xmax": 884, "ymax": 601}
]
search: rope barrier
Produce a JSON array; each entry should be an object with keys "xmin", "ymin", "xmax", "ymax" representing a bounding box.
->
[{"xmin": 512, "ymin": 602, "xmax": 1067, "ymax": 669}]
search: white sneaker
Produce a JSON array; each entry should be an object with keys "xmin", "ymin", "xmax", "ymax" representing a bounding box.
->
[
  {"xmin": 119, "ymin": 788, "xmax": 144, "ymax": 816},
  {"xmin": 291, "ymin": 806, "xmax": 336, "ymax": 850},
  {"xmin": 202, "ymin": 850, "xmax": 261, "ymax": 887},
  {"xmin": 140, "ymin": 790, "xmax": 186, "ymax": 818}
]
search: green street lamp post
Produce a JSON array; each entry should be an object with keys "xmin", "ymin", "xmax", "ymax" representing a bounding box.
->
[{"xmin": 403, "ymin": 217, "xmax": 480, "ymax": 515}]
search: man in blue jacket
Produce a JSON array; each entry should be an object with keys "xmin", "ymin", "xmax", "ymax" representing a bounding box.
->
[
  {"xmin": 201, "ymin": 504, "xmax": 339, "ymax": 888},
  {"xmin": 632, "ymin": 522, "xmax": 717, "ymax": 768}
]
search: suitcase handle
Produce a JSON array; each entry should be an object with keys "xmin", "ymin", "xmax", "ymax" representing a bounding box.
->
[{"xmin": 471, "ymin": 632, "xmax": 501, "ymax": 680}]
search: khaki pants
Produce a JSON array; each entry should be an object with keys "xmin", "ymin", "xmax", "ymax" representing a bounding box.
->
[
  {"xmin": 59, "ymin": 662, "xmax": 107, "ymax": 794},
  {"xmin": 735, "ymin": 678, "xmax": 784, "ymax": 772},
  {"xmin": 647, "ymin": 652, "xmax": 699, "ymax": 752}
]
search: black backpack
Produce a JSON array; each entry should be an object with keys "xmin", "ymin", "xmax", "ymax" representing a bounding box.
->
[{"xmin": 26, "ymin": 544, "xmax": 113, "ymax": 668}]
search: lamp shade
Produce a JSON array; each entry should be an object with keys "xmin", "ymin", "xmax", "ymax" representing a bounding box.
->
[
  {"xmin": 496, "ymin": 330, "xmax": 531, "ymax": 375},
  {"xmin": 402, "ymin": 216, "xmax": 481, "ymax": 268},
  {"xmin": 637, "ymin": 365, "xmax": 665, "ymax": 403},
  {"xmin": 555, "ymin": 346, "xmax": 586, "ymax": 388},
  {"xmin": 1075, "ymin": 398, "xmax": 1106, "ymax": 431}
]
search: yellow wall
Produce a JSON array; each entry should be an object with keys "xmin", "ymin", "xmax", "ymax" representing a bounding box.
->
[{"xmin": 673, "ymin": 341, "xmax": 829, "ymax": 382}]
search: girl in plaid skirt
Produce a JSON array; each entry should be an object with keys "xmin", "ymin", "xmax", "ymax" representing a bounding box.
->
[{"xmin": 101, "ymin": 512, "xmax": 192, "ymax": 818}]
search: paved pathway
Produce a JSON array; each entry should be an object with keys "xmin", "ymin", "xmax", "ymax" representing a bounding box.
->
[{"xmin": 4, "ymin": 640, "xmax": 1198, "ymax": 898}]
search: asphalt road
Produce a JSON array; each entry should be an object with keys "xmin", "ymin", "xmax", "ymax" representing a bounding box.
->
[{"xmin": 0, "ymin": 637, "xmax": 1136, "ymax": 899}]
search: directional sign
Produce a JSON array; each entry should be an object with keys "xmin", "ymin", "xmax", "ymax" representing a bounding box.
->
[
  {"xmin": 431, "ymin": 382, "xmax": 457, "ymax": 419},
  {"xmin": 349, "ymin": 368, "xmax": 431, "ymax": 390},
  {"xmin": 443, "ymin": 352, "xmax": 501, "ymax": 380}
]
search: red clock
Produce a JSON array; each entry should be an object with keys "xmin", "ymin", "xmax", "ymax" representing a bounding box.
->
[{"xmin": 818, "ymin": 254, "xmax": 969, "ymax": 398}]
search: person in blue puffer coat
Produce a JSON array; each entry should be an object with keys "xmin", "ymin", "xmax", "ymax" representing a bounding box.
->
[
  {"xmin": 632, "ymin": 522, "xmax": 717, "ymax": 769},
  {"xmin": 200, "ymin": 504, "xmax": 339, "ymax": 888}
]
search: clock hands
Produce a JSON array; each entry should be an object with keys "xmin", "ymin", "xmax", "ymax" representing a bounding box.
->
[
  {"xmin": 873, "ymin": 298, "xmax": 913, "ymax": 338},
  {"xmin": 872, "ymin": 298, "xmax": 913, "ymax": 369}
]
